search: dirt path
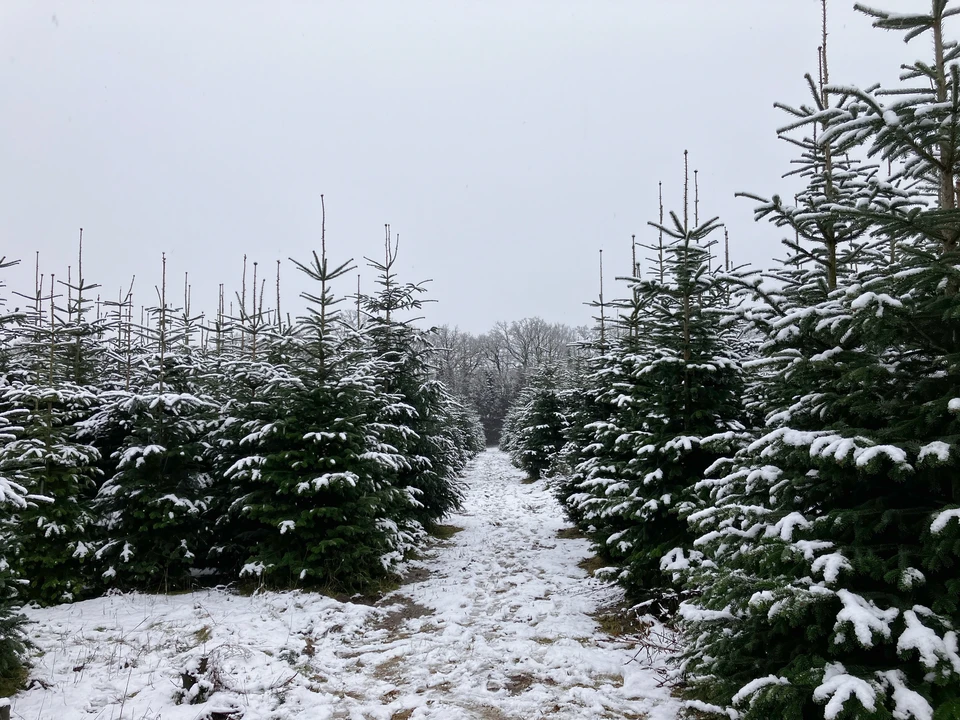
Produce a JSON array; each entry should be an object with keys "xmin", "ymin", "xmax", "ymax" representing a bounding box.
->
[{"xmin": 328, "ymin": 449, "xmax": 681, "ymax": 719}]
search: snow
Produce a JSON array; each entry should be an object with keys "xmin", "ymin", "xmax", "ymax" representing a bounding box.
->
[
  {"xmin": 793, "ymin": 539, "xmax": 834, "ymax": 562},
  {"xmin": 661, "ymin": 546, "xmax": 700, "ymax": 574},
  {"xmin": 225, "ymin": 455, "xmax": 266, "ymax": 476},
  {"xmin": 897, "ymin": 609, "xmax": 960, "ymax": 673},
  {"xmin": 767, "ymin": 512, "xmax": 810, "ymax": 541},
  {"xmin": 813, "ymin": 662, "xmax": 877, "ymax": 719},
  {"xmin": 918, "ymin": 441, "xmax": 950, "ymax": 463},
  {"xmin": 117, "ymin": 443, "xmax": 166, "ymax": 468},
  {"xmin": 0, "ymin": 474, "xmax": 27, "ymax": 507},
  {"xmin": 850, "ymin": 290, "xmax": 902, "ymax": 316},
  {"xmin": 678, "ymin": 602, "xmax": 735, "ymax": 623},
  {"xmin": 751, "ymin": 428, "xmax": 911, "ymax": 470},
  {"xmin": 876, "ymin": 670, "xmax": 933, "ymax": 720},
  {"xmin": 853, "ymin": 443, "xmax": 908, "ymax": 468},
  {"xmin": 731, "ymin": 675, "xmax": 790, "ymax": 707},
  {"xmin": 684, "ymin": 699, "xmax": 739, "ymax": 719},
  {"xmin": 812, "ymin": 552, "xmax": 852, "ymax": 584},
  {"xmin": 9, "ymin": 450, "xmax": 680, "ymax": 720},
  {"xmin": 833, "ymin": 590, "xmax": 898, "ymax": 647},
  {"xmin": 931, "ymin": 508, "xmax": 960, "ymax": 534},
  {"xmin": 900, "ymin": 568, "xmax": 926, "ymax": 589},
  {"xmin": 296, "ymin": 471, "xmax": 360, "ymax": 493}
]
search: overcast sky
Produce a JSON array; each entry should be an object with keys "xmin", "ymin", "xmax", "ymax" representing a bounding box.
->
[{"xmin": 0, "ymin": 1, "xmax": 942, "ymax": 333}]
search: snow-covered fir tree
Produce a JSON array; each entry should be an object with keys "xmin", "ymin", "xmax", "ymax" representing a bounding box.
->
[
  {"xmin": 206, "ymin": 352, "xmax": 293, "ymax": 579},
  {"xmin": 500, "ymin": 363, "xmax": 570, "ymax": 481},
  {"xmin": 215, "ymin": 211, "xmax": 420, "ymax": 589},
  {"xmin": 679, "ymin": 6, "xmax": 960, "ymax": 716},
  {"xmin": 0, "ymin": 251, "xmax": 103, "ymax": 605},
  {"xmin": 566, "ymin": 193, "xmax": 748, "ymax": 610},
  {"xmin": 0, "ymin": 406, "xmax": 28, "ymax": 696},
  {"xmin": 1, "ymin": 381, "xmax": 100, "ymax": 604},
  {"xmin": 436, "ymin": 392, "xmax": 486, "ymax": 474},
  {"xmin": 360, "ymin": 228, "xmax": 468, "ymax": 526},
  {"xmin": 553, "ymin": 283, "xmax": 664, "ymax": 586},
  {"xmin": 549, "ymin": 350, "xmax": 608, "ymax": 524},
  {"xmin": 0, "ymin": 257, "xmax": 30, "ymax": 695},
  {"xmin": 85, "ymin": 257, "xmax": 217, "ymax": 590}
]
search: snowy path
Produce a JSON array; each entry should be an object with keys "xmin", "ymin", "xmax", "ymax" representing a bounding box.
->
[{"xmin": 10, "ymin": 449, "xmax": 680, "ymax": 720}]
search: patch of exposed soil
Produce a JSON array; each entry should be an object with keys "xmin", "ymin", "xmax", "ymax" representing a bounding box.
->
[{"xmin": 372, "ymin": 595, "xmax": 434, "ymax": 634}]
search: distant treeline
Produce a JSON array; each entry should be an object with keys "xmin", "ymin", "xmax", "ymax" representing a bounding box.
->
[{"xmin": 433, "ymin": 319, "xmax": 595, "ymax": 445}]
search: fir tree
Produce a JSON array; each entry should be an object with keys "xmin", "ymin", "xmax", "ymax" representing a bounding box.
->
[
  {"xmin": 548, "ymin": 351, "xmax": 608, "ymax": 523},
  {"xmin": 501, "ymin": 363, "xmax": 569, "ymax": 481},
  {"xmin": 0, "ymin": 257, "xmax": 29, "ymax": 694},
  {"xmin": 86, "ymin": 256, "xmax": 216, "ymax": 591},
  {"xmin": 361, "ymin": 227, "xmax": 466, "ymax": 525},
  {"xmin": 220, "ymin": 207, "xmax": 413, "ymax": 589},
  {"xmin": 441, "ymin": 393, "xmax": 487, "ymax": 469},
  {"xmin": 0, "ymin": 241, "xmax": 103, "ymax": 605},
  {"xmin": 471, "ymin": 369, "xmax": 512, "ymax": 446},
  {"xmin": 680, "ymin": 5, "xmax": 960, "ymax": 716},
  {"xmin": 205, "ymin": 354, "xmax": 293, "ymax": 579},
  {"xmin": 574, "ymin": 197, "xmax": 747, "ymax": 609},
  {"xmin": 2, "ymin": 382, "xmax": 100, "ymax": 604}
]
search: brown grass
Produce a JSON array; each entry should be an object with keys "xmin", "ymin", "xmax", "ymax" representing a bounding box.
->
[
  {"xmin": 0, "ymin": 664, "xmax": 28, "ymax": 697},
  {"xmin": 577, "ymin": 555, "xmax": 608, "ymax": 577},
  {"xmin": 427, "ymin": 524, "xmax": 464, "ymax": 541},
  {"xmin": 594, "ymin": 606, "xmax": 653, "ymax": 638},
  {"xmin": 504, "ymin": 672, "xmax": 537, "ymax": 695},
  {"xmin": 373, "ymin": 596, "xmax": 433, "ymax": 634}
]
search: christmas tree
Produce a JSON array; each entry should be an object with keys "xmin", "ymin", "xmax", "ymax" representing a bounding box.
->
[{"xmin": 680, "ymin": 5, "xmax": 960, "ymax": 716}]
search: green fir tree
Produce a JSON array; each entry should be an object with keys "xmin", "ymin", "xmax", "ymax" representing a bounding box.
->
[{"xmin": 680, "ymin": 6, "xmax": 960, "ymax": 716}]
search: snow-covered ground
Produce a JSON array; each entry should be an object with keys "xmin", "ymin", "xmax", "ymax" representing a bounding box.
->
[{"xmin": 10, "ymin": 449, "xmax": 680, "ymax": 719}]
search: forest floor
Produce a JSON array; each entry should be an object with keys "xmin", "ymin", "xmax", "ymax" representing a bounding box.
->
[{"xmin": 9, "ymin": 449, "xmax": 681, "ymax": 720}]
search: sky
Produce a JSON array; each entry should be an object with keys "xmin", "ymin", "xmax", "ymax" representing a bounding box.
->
[{"xmin": 0, "ymin": 0, "xmax": 945, "ymax": 334}]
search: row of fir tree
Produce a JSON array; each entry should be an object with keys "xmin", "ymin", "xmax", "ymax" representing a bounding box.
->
[
  {"xmin": 0, "ymin": 225, "xmax": 485, "ymax": 693},
  {"xmin": 502, "ymin": 4, "xmax": 960, "ymax": 719}
]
